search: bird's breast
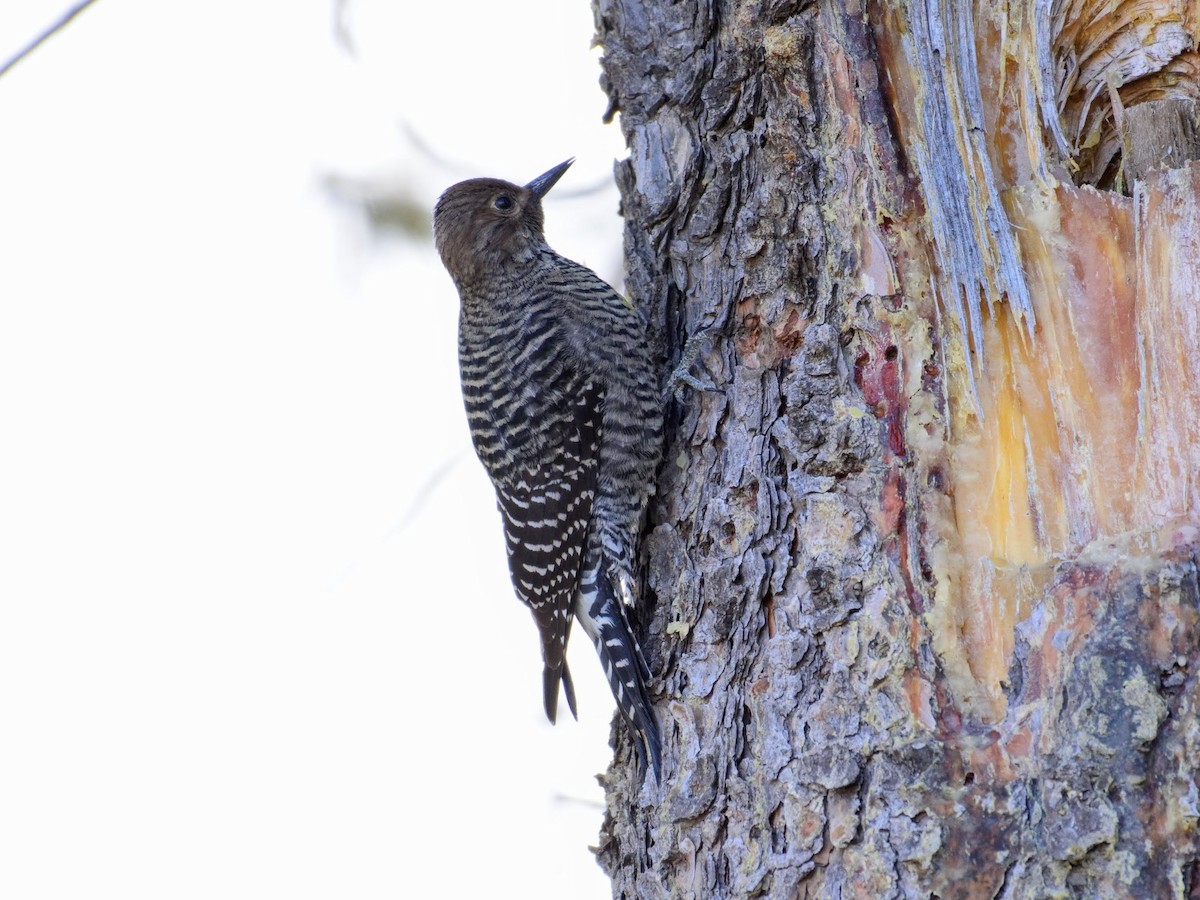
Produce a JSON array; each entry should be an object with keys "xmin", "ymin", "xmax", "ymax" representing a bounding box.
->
[{"xmin": 458, "ymin": 310, "xmax": 585, "ymax": 486}]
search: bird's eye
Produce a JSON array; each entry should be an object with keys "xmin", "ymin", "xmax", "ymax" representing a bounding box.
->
[{"xmin": 493, "ymin": 195, "xmax": 514, "ymax": 211}]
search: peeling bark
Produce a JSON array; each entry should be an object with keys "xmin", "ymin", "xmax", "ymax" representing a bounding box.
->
[{"xmin": 592, "ymin": 0, "xmax": 1200, "ymax": 897}]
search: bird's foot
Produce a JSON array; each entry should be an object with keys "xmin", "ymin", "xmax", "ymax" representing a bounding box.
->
[{"xmin": 665, "ymin": 326, "xmax": 721, "ymax": 400}]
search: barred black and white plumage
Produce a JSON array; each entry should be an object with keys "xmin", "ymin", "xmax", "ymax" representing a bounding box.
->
[{"xmin": 434, "ymin": 159, "xmax": 664, "ymax": 779}]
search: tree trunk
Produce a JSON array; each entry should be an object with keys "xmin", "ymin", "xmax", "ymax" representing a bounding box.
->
[{"xmin": 592, "ymin": 0, "xmax": 1200, "ymax": 897}]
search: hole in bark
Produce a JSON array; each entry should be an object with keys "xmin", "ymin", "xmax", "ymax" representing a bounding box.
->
[
  {"xmin": 1161, "ymin": 660, "xmax": 1188, "ymax": 695},
  {"xmin": 769, "ymin": 803, "xmax": 788, "ymax": 853},
  {"xmin": 964, "ymin": 771, "xmax": 975, "ymax": 785},
  {"xmin": 884, "ymin": 345, "xmax": 898, "ymax": 361},
  {"xmin": 1005, "ymin": 657, "xmax": 1025, "ymax": 699},
  {"xmin": 1185, "ymin": 858, "xmax": 1200, "ymax": 897}
]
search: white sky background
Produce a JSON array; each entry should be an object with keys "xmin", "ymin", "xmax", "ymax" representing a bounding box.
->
[{"xmin": 0, "ymin": 2, "xmax": 630, "ymax": 897}]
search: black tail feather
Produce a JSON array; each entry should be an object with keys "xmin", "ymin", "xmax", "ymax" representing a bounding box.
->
[
  {"xmin": 589, "ymin": 565, "xmax": 662, "ymax": 782},
  {"xmin": 543, "ymin": 662, "xmax": 578, "ymax": 723}
]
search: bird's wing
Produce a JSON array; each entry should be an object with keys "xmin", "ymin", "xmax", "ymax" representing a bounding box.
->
[{"xmin": 494, "ymin": 375, "xmax": 603, "ymax": 722}]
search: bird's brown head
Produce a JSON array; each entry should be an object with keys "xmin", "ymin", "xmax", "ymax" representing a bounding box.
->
[{"xmin": 434, "ymin": 158, "xmax": 573, "ymax": 289}]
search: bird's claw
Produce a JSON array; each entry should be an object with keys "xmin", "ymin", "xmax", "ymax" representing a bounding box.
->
[{"xmin": 665, "ymin": 326, "xmax": 721, "ymax": 400}]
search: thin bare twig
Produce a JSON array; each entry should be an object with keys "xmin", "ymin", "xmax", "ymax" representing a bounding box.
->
[{"xmin": 0, "ymin": 0, "xmax": 102, "ymax": 82}]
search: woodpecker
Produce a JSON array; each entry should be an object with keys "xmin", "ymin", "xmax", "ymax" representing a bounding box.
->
[{"xmin": 434, "ymin": 159, "xmax": 663, "ymax": 779}]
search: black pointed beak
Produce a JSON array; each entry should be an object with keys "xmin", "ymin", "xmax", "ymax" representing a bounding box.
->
[{"xmin": 525, "ymin": 158, "xmax": 574, "ymax": 199}]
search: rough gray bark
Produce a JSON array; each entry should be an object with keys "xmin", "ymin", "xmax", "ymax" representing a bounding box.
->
[{"xmin": 591, "ymin": 0, "xmax": 1200, "ymax": 897}]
